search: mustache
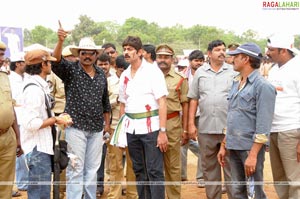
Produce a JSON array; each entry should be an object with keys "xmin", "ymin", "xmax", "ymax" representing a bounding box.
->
[
  {"xmin": 124, "ymin": 54, "xmax": 130, "ymax": 59},
  {"xmin": 157, "ymin": 61, "xmax": 168, "ymax": 66},
  {"xmin": 84, "ymin": 58, "xmax": 92, "ymax": 62}
]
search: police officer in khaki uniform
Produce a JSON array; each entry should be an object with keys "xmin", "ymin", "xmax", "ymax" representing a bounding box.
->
[
  {"xmin": 156, "ymin": 44, "xmax": 189, "ymax": 199},
  {"xmin": 0, "ymin": 41, "xmax": 23, "ymax": 198}
]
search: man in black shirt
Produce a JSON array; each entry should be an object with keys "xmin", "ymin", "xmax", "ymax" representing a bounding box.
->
[{"xmin": 52, "ymin": 23, "xmax": 111, "ymax": 199}]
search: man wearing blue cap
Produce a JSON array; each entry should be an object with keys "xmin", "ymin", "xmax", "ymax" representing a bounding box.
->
[{"xmin": 217, "ymin": 43, "xmax": 276, "ymax": 199}]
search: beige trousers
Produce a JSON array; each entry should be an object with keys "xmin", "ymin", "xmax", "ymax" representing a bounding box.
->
[
  {"xmin": 0, "ymin": 128, "xmax": 17, "ymax": 199},
  {"xmin": 164, "ymin": 116, "xmax": 182, "ymax": 199},
  {"xmin": 270, "ymin": 130, "xmax": 300, "ymax": 199},
  {"xmin": 107, "ymin": 130, "xmax": 138, "ymax": 199}
]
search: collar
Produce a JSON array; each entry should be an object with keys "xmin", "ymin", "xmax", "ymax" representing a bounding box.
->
[
  {"xmin": 247, "ymin": 69, "xmax": 260, "ymax": 84},
  {"xmin": 233, "ymin": 69, "xmax": 260, "ymax": 84},
  {"xmin": 31, "ymin": 74, "xmax": 49, "ymax": 89},
  {"xmin": 166, "ymin": 66, "xmax": 177, "ymax": 78},
  {"xmin": 203, "ymin": 62, "xmax": 230, "ymax": 72}
]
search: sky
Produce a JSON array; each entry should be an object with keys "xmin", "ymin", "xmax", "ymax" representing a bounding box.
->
[{"xmin": 2, "ymin": 0, "xmax": 300, "ymax": 39}]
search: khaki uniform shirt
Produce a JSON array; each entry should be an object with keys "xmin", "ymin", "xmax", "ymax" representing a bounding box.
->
[
  {"xmin": 165, "ymin": 66, "xmax": 189, "ymax": 113},
  {"xmin": 0, "ymin": 71, "xmax": 15, "ymax": 130},
  {"xmin": 47, "ymin": 72, "xmax": 66, "ymax": 114}
]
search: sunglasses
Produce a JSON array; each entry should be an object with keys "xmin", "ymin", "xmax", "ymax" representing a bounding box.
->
[{"xmin": 80, "ymin": 51, "xmax": 96, "ymax": 56}]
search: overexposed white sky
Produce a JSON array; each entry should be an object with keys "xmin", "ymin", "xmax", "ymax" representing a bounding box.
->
[{"xmin": 2, "ymin": 0, "xmax": 300, "ymax": 38}]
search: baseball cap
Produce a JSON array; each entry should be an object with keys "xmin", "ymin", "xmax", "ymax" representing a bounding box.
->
[
  {"xmin": 156, "ymin": 44, "xmax": 174, "ymax": 56},
  {"xmin": 267, "ymin": 33, "xmax": 299, "ymax": 55},
  {"xmin": 227, "ymin": 43, "xmax": 263, "ymax": 59},
  {"xmin": 25, "ymin": 49, "xmax": 57, "ymax": 65},
  {"xmin": 10, "ymin": 52, "xmax": 25, "ymax": 62}
]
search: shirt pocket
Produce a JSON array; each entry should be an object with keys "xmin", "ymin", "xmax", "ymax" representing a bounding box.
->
[
  {"xmin": 238, "ymin": 91, "xmax": 255, "ymax": 111},
  {"xmin": 199, "ymin": 77, "xmax": 212, "ymax": 91}
]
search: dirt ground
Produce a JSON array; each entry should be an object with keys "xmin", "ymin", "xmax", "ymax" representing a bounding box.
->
[{"xmin": 15, "ymin": 151, "xmax": 279, "ymax": 199}]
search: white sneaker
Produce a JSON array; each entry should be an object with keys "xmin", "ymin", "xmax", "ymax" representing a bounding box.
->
[{"xmin": 197, "ymin": 179, "xmax": 205, "ymax": 188}]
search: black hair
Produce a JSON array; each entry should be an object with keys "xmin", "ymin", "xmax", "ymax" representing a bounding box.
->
[
  {"xmin": 97, "ymin": 52, "xmax": 111, "ymax": 63},
  {"xmin": 207, "ymin": 40, "xmax": 226, "ymax": 52},
  {"xmin": 25, "ymin": 62, "xmax": 43, "ymax": 75},
  {"xmin": 249, "ymin": 56, "xmax": 261, "ymax": 69},
  {"xmin": 122, "ymin": 36, "xmax": 143, "ymax": 51},
  {"xmin": 102, "ymin": 43, "xmax": 116, "ymax": 50},
  {"xmin": 142, "ymin": 44, "xmax": 156, "ymax": 61},
  {"xmin": 239, "ymin": 54, "xmax": 261, "ymax": 69},
  {"xmin": 116, "ymin": 55, "xmax": 129, "ymax": 69},
  {"xmin": 188, "ymin": 50, "xmax": 205, "ymax": 61},
  {"xmin": 10, "ymin": 62, "xmax": 17, "ymax": 71}
]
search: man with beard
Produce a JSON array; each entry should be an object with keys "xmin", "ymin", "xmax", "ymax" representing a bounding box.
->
[
  {"xmin": 266, "ymin": 33, "xmax": 300, "ymax": 199},
  {"xmin": 188, "ymin": 40, "xmax": 235, "ymax": 199}
]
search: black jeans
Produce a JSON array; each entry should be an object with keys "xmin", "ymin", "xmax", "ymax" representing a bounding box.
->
[{"xmin": 127, "ymin": 131, "xmax": 165, "ymax": 199}]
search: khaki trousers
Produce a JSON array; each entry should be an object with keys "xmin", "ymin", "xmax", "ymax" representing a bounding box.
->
[
  {"xmin": 107, "ymin": 131, "xmax": 138, "ymax": 199},
  {"xmin": 0, "ymin": 128, "xmax": 17, "ymax": 199},
  {"xmin": 270, "ymin": 130, "xmax": 300, "ymax": 199},
  {"xmin": 198, "ymin": 134, "xmax": 233, "ymax": 199},
  {"xmin": 164, "ymin": 116, "xmax": 182, "ymax": 199}
]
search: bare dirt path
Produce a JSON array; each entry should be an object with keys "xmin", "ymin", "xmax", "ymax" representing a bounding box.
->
[{"xmin": 15, "ymin": 151, "xmax": 278, "ymax": 199}]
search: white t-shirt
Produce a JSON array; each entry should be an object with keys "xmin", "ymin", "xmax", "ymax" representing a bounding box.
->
[{"xmin": 268, "ymin": 56, "xmax": 300, "ymax": 132}]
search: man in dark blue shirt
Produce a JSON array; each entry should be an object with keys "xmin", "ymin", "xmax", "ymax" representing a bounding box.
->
[{"xmin": 52, "ymin": 23, "xmax": 111, "ymax": 199}]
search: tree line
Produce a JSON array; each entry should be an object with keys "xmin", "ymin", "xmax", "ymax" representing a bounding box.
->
[{"xmin": 23, "ymin": 15, "xmax": 300, "ymax": 55}]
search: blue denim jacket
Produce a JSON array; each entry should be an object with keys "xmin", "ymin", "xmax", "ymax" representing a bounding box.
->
[{"xmin": 226, "ymin": 70, "xmax": 276, "ymax": 150}]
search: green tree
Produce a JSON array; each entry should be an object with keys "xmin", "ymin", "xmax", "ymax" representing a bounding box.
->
[
  {"xmin": 30, "ymin": 26, "xmax": 56, "ymax": 48},
  {"xmin": 71, "ymin": 15, "xmax": 104, "ymax": 44}
]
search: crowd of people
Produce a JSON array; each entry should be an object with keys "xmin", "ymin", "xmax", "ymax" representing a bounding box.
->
[{"xmin": 0, "ymin": 24, "xmax": 299, "ymax": 199}]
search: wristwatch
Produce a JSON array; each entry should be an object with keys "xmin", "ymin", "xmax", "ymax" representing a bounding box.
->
[{"xmin": 160, "ymin": 127, "xmax": 166, "ymax": 132}]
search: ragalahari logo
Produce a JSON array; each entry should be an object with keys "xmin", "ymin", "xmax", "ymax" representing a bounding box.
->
[{"xmin": 262, "ymin": 1, "xmax": 300, "ymax": 10}]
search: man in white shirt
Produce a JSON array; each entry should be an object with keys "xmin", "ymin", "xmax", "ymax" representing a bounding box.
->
[
  {"xmin": 266, "ymin": 33, "xmax": 300, "ymax": 199},
  {"xmin": 22, "ymin": 49, "xmax": 71, "ymax": 199},
  {"xmin": 117, "ymin": 36, "xmax": 168, "ymax": 199},
  {"xmin": 8, "ymin": 52, "xmax": 29, "ymax": 194}
]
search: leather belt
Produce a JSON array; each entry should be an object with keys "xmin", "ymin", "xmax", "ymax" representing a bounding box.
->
[
  {"xmin": 0, "ymin": 127, "xmax": 9, "ymax": 136},
  {"xmin": 167, "ymin": 111, "xmax": 180, "ymax": 120}
]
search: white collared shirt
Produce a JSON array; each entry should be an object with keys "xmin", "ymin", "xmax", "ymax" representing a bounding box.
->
[
  {"xmin": 20, "ymin": 75, "xmax": 54, "ymax": 155},
  {"xmin": 119, "ymin": 59, "xmax": 168, "ymax": 134},
  {"xmin": 8, "ymin": 71, "xmax": 29, "ymax": 124}
]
